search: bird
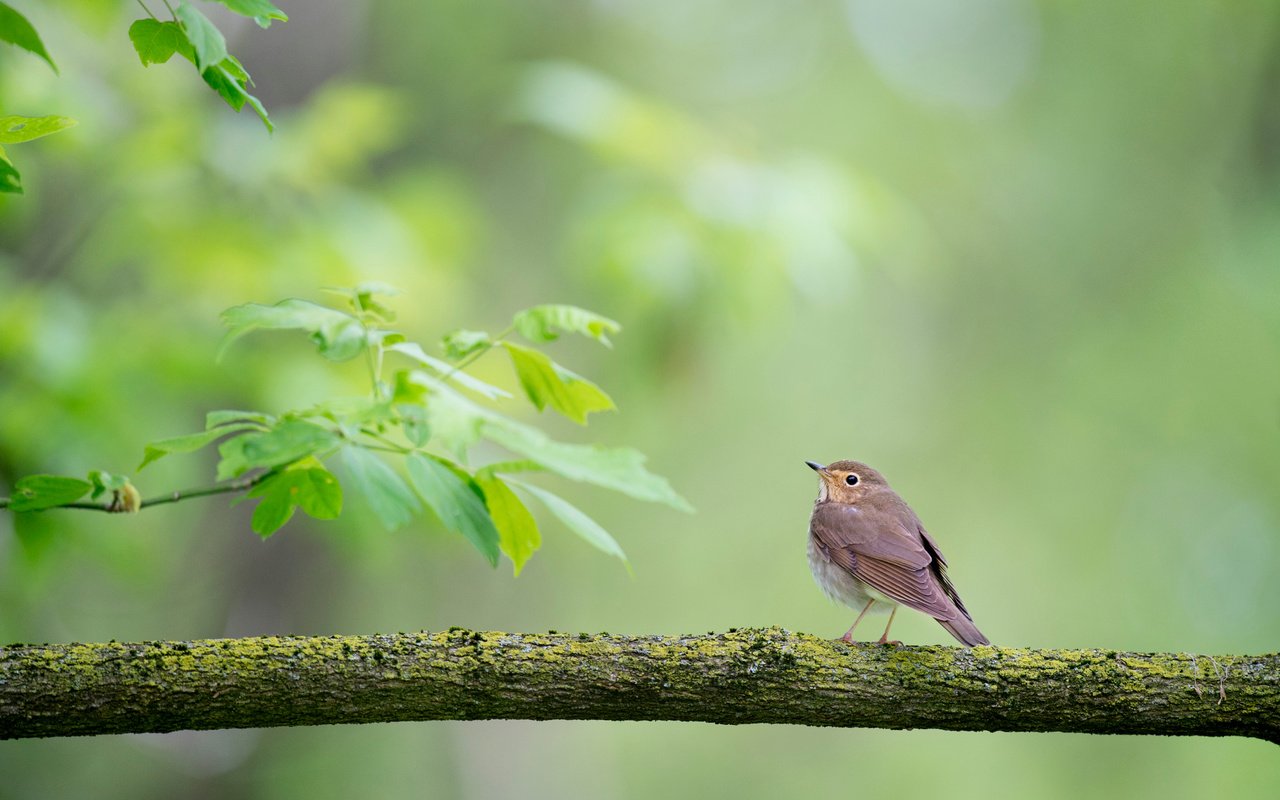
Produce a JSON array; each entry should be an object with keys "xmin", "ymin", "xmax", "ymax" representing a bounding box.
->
[{"xmin": 806, "ymin": 460, "xmax": 989, "ymax": 647}]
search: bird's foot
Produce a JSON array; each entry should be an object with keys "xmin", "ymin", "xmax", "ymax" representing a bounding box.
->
[
  {"xmin": 876, "ymin": 637, "xmax": 902, "ymax": 646},
  {"xmin": 839, "ymin": 633, "xmax": 855, "ymax": 644}
]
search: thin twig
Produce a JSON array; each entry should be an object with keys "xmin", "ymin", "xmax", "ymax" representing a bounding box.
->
[
  {"xmin": 358, "ymin": 428, "xmax": 411, "ymax": 454},
  {"xmin": 138, "ymin": 474, "xmax": 270, "ymax": 509},
  {"xmin": 0, "ymin": 473, "xmax": 273, "ymax": 514}
]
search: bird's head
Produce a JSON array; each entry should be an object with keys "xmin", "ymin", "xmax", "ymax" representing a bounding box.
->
[{"xmin": 806, "ymin": 459, "xmax": 887, "ymax": 503}]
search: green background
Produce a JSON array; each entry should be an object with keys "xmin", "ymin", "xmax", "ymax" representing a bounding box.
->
[{"xmin": 2, "ymin": 0, "xmax": 1279, "ymax": 796}]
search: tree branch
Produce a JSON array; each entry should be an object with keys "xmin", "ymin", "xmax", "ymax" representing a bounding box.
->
[{"xmin": 1, "ymin": 628, "xmax": 1275, "ymax": 742}]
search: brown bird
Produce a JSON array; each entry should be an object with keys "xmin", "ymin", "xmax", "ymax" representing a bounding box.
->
[{"xmin": 806, "ymin": 460, "xmax": 989, "ymax": 646}]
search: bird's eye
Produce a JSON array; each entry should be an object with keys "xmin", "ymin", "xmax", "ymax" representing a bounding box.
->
[{"xmin": 845, "ymin": 474, "xmax": 859, "ymax": 486}]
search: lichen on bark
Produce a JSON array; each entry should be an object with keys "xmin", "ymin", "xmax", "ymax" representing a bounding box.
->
[{"xmin": 1, "ymin": 627, "xmax": 1276, "ymax": 742}]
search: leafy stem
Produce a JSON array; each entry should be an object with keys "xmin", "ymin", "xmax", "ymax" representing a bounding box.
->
[
  {"xmin": 364, "ymin": 333, "xmax": 383, "ymax": 402},
  {"xmin": 3, "ymin": 288, "xmax": 686, "ymax": 573},
  {"xmin": 0, "ymin": 472, "xmax": 273, "ymax": 513},
  {"xmin": 447, "ymin": 325, "xmax": 514, "ymax": 378}
]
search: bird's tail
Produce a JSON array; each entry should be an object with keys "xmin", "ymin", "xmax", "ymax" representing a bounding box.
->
[{"xmin": 937, "ymin": 615, "xmax": 989, "ymax": 647}]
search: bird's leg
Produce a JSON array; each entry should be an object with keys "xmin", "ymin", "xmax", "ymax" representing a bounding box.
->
[
  {"xmin": 840, "ymin": 598, "xmax": 877, "ymax": 643},
  {"xmin": 875, "ymin": 606, "xmax": 900, "ymax": 645}
]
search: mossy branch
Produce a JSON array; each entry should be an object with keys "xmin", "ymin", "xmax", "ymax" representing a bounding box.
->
[{"xmin": 1, "ymin": 628, "xmax": 1276, "ymax": 742}]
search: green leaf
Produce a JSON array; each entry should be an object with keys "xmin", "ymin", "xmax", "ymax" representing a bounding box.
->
[
  {"xmin": 0, "ymin": 2, "xmax": 56, "ymax": 72},
  {"xmin": 220, "ymin": 299, "xmax": 365, "ymax": 361},
  {"xmin": 414, "ymin": 377, "xmax": 689, "ymax": 510},
  {"xmin": 140, "ymin": 421, "xmax": 264, "ymax": 471},
  {"xmin": 211, "ymin": 0, "xmax": 288, "ymax": 28},
  {"xmin": 441, "ymin": 329, "xmax": 490, "ymax": 360},
  {"xmin": 478, "ymin": 460, "xmax": 543, "ymax": 475},
  {"xmin": 324, "ymin": 283, "xmax": 398, "ymax": 323},
  {"xmin": 87, "ymin": 470, "xmax": 129, "ymax": 500},
  {"xmin": 215, "ymin": 420, "xmax": 340, "ymax": 480},
  {"xmin": 423, "ymin": 382, "xmax": 486, "ymax": 460},
  {"xmin": 175, "ymin": 2, "xmax": 227, "ymax": 71},
  {"xmin": 243, "ymin": 90, "xmax": 272, "ymax": 131},
  {"xmin": 306, "ymin": 396, "xmax": 395, "ymax": 434},
  {"xmin": 398, "ymin": 404, "xmax": 430, "ymax": 447},
  {"xmin": 206, "ymin": 409, "xmax": 275, "ymax": 429},
  {"xmin": 219, "ymin": 53, "xmax": 250, "ymax": 83},
  {"xmin": 293, "ymin": 470, "xmax": 343, "ymax": 519},
  {"xmin": 130, "ymin": 11, "xmax": 272, "ymax": 131},
  {"xmin": 7, "ymin": 475, "xmax": 92, "ymax": 511},
  {"xmin": 128, "ymin": 19, "xmax": 192, "ymax": 66},
  {"xmin": 201, "ymin": 62, "xmax": 274, "ymax": 132},
  {"xmin": 392, "ymin": 369, "xmax": 427, "ymax": 405},
  {"xmin": 349, "ymin": 281, "xmax": 400, "ymax": 298},
  {"xmin": 504, "ymin": 342, "xmax": 615, "ymax": 424},
  {"xmin": 388, "ymin": 342, "xmax": 511, "ymax": 399},
  {"xmin": 359, "ymin": 300, "xmax": 394, "ymax": 323},
  {"xmin": 0, "ymin": 145, "xmax": 21, "ymax": 194},
  {"xmin": 513, "ymin": 304, "xmax": 620, "ymax": 347},
  {"xmin": 508, "ymin": 479, "xmax": 627, "ymax": 565},
  {"xmin": 475, "ymin": 472, "xmax": 540, "ymax": 575},
  {"xmin": 406, "ymin": 454, "xmax": 501, "ymax": 566},
  {"xmin": 201, "ymin": 63, "xmax": 246, "ymax": 107},
  {"xmin": 0, "ymin": 115, "xmax": 77, "ymax": 145},
  {"xmin": 245, "ymin": 467, "xmax": 342, "ymax": 537},
  {"xmin": 482, "ymin": 415, "xmax": 692, "ymax": 511},
  {"xmin": 245, "ymin": 474, "xmax": 294, "ymax": 536},
  {"xmin": 342, "ymin": 446, "xmax": 419, "ymax": 530}
]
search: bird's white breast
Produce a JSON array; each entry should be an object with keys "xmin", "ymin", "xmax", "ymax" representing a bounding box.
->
[{"xmin": 807, "ymin": 535, "xmax": 894, "ymax": 613}]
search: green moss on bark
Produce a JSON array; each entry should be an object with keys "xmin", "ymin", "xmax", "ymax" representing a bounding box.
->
[{"xmin": 1, "ymin": 628, "xmax": 1276, "ymax": 742}]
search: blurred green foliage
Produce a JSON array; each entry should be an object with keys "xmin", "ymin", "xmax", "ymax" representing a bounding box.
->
[
  {"xmin": 0, "ymin": 0, "xmax": 283, "ymax": 191},
  {"xmin": 2, "ymin": 0, "xmax": 1280, "ymax": 798}
]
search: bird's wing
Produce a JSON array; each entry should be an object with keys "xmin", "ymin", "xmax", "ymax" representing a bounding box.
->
[
  {"xmin": 810, "ymin": 502, "xmax": 967, "ymax": 623},
  {"xmin": 917, "ymin": 524, "xmax": 972, "ymax": 619}
]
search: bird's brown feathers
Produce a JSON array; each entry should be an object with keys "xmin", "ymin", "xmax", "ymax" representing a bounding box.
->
[{"xmin": 809, "ymin": 487, "xmax": 987, "ymax": 646}]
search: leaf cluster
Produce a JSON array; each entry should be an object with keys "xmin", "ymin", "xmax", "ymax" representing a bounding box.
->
[
  {"xmin": 130, "ymin": 1, "xmax": 283, "ymax": 132},
  {"xmin": 0, "ymin": 0, "xmax": 285, "ymax": 193},
  {"xmin": 2, "ymin": 286, "xmax": 690, "ymax": 575}
]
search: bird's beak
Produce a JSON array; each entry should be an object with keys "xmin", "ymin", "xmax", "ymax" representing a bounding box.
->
[{"xmin": 805, "ymin": 461, "xmax": 827, "ymax": 475}]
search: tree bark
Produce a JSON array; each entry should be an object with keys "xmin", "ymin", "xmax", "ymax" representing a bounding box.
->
[{"xmin": 1, "ymin": 627, "xmax": 1275, "ymax": 742}]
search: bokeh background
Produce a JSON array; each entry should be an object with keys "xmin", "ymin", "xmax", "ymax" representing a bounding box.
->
[{"xmin": 3, "ymin": 0, "xmax": 1280, "ymax": 796}]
